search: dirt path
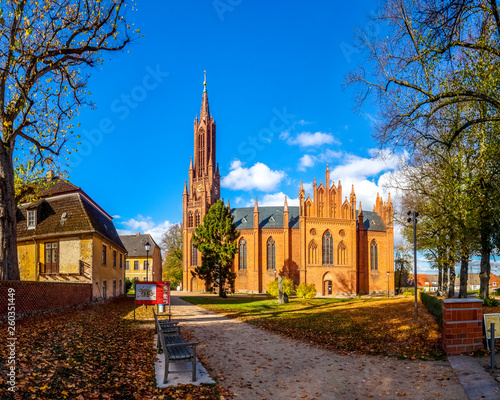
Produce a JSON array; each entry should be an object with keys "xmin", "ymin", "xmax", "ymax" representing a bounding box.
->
[{"xmin": 170, "ymin": 293, "xmax": 467, "ymax": 400}]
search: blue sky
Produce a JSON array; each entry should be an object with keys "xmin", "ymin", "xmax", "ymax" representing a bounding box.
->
[{"xmin": 58, "ymin": 1, "xmax": 496, "ymax": 275}]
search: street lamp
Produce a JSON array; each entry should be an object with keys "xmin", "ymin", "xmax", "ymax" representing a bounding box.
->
[
  {"xmin": 407, "ymin": 211, "xmax": 419, "ymax": 316},
  {"xmin": 387, "ymin": 271, "xmax": 390, "ymax": 298},
  {"xmin": 145, "ymin": 241, "xmax": 151, "ymax": 281}
]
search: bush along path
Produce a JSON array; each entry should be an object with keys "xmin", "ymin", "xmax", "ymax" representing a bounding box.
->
[{"xmin": 0, "ymin": 297, "xmax": 232, "ymax": 400}]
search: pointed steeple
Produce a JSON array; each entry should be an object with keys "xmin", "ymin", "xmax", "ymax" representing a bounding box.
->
[
  {"xmin": 254, "ymin": 197, "xmax": 259, "ymax": 212},
  {"xmin": 200, "ymin": 70, "xmax": 209, "ymax": 119},
  {"xmin": 189, "ymin": 157, "xmax": 193, "ymax": 170},
  {"xmin": 358, "ymin": 201, "xmax": 363, "ymax": 216},
  {"xmin": 227, "ymin": 198, "xmax": 230, "ymax": 209},
  {"xmin": 284, "ymin": 195, "xmax": 289, "ymax": 212},
  {"xmin": 183, "ymin": 181, "xmax": 188, "ymax": 195},
  {"xmin": 387, "ymin": 192, "xmax": 392, "ymax": 205}
]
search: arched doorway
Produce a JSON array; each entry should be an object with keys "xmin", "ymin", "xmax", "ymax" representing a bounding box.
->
[
  {"xmin": 323, "ymin": 272, "xmax": 333, "ymax": 296},
  {"xmin": 191, "ymin": 276, "xmax": 198, "ymax": 292}
]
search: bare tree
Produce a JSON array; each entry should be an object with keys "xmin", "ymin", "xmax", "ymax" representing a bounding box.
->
[{"xmin": 0, "ymin": 0, "xmax": 133, "ymax": 280}]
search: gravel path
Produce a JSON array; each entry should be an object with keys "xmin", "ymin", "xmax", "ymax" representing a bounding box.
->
[{"xmin": 170, "ymin": 293, "xmax": 467, "ymax": 400}]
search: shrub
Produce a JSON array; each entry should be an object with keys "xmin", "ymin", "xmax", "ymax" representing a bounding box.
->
[
  {"xmin": 267, "ymin": 277, "xmax": 295, "ymax": 298},
  {"xmin": 478, "ymin": 296, "xmax": 499, "ymax": 307},
  {"xmin": 402, "ymin": 287, "xmax": 415, "ymax": 296},
  {"xmin": 296, "ymin": 282, "xmax": 317, "ymax": 299},
  {"xmin": 125, "ymin": 277, "xmax": 139, "ymax": 293},
  {"xmin": 420, "ymin": 292, "xmax": 442, "ymax": 326}
]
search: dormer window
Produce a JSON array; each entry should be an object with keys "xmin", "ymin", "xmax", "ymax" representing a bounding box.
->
[{"xmin": 27, "ymin": 210, "xmax": 36, "ymax": 229}]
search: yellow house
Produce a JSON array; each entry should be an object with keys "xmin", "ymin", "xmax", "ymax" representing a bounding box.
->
[
  {"xmin": 16, "ymin": 177, "xmax": 127, "ymax": 300},
  {"xmin": 120, "ymin": 233, "xmax": 162, "ymax": 282}
]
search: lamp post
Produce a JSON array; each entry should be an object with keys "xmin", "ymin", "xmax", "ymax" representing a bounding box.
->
[
  {"xmin": 407, "ymin": 211, "xmax": 419, "ymax": 316},
  {"xmin": 145, "ymin": 241, "xmax": 151, "ymax": 281},
  {"xmin": 387, "ymin": 271, "xmax": 390, "ymax": 298}
]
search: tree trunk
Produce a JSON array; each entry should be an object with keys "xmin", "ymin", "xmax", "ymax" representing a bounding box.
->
[
  {"xmin": 458, "ymin": 253, "xmax": 468, "ymax": 298},
  {"xmin": 438, "ymin": 266, "xmax": 442, "ymax": 293},
  {"xmin": 480, "ymin": 246, "xmax": 491, "ymax": 299},
  {"xmin": 442, "ymin": 265, "xmax": 449, "ymax": 296},
  {"xmin": 0, "ymin": 146, "xmax": 20, "ymax": 280},
  {"xmin": 448, "ymin": 262, "xmax": 455, "ymax": 298}
]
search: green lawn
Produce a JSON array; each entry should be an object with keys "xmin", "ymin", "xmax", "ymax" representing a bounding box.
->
[{"xmin": 181, "ymin": 295, "xmax": 444, "ymax": 360}]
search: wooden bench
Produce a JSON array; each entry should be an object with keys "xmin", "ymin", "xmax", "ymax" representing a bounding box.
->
[{"xmin": 153, "ymin": 309, "xmax": 198, "ymax": 383}]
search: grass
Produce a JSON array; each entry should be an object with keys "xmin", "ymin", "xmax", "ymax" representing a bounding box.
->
[
  {"xmin": 467, "ymin": 290, "xmax": 480, "ymax": 295},
  {"xmin": 181, "ymin": 295, "xmax": 444, "ymax": 360}
]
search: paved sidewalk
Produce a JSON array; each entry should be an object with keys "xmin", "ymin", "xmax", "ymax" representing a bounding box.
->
[
  {"xmin": 170, "ymin": 292, "xmax": 467, "ymax": 400},
  {"xmin": 448, "ymin": 356, "xmax": 500, "ymax": 400}
]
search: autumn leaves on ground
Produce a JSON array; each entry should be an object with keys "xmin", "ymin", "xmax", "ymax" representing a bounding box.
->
[
  {"xmin": 0, "ymin": 295, "xmax": 445, "ymax": 400},
  {"xmin": 183, "ymin": 296, "xmax": 444, "ymax": 360},
  {"xmin": 0, "ymin": 298, "xmax": 231, "ymax": 400}
]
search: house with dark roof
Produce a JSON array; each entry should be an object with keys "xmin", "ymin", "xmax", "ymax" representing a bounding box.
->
[
  {"xmin": 120, "ymin": 233, "xmax": 162, "ymax": 282},
  {"xmin": 16, "ymin": 176, "xmax": 127, "ymax": 300},
  {"xmin": 182, "ymin": 78, "xmax": 394, "ymax": 296}
]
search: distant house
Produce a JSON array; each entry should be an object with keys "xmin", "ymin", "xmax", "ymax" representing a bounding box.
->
[
  {"xmin": 120, "ymin": 233, "xmax": 162, "ymax": 282},
  {"xmin": 16, "ymin": 175, "xmax": 126, "ymax": 300},
  {"xmin": 409, "ymin": 274, "xmax": 438, "ymax": 292}
]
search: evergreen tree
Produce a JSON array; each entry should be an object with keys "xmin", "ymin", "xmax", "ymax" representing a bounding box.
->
[{"xmin": 191, "ymin": 200, "xmax": 239, "ymax": 297}]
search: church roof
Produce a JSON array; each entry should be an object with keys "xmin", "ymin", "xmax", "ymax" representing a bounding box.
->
[
  {"xmin": 356, "ymin": 210, "xmax": 386, "ymax": 231},
  {"xmin": 231, "ymin": 206, "xmax": 300, "ymax": 229}
]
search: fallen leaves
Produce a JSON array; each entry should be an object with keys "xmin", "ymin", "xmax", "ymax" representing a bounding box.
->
[
  {"xmin": 183, "ymin": 296, "xmax": 445, "ymax": 360},
  {"xmin": 0, "ymin": 297, "xmax": 233, "ymax": 400}
]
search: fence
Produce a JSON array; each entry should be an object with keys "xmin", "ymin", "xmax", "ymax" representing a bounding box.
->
[{"xmin": 0, "ymin": 281, "xmax": 92, "ymax": 322}]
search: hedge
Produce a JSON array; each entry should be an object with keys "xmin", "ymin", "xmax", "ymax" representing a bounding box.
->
[{"xmin": 419, "ymin": 291, "xmax": 442, "ymax": 327}]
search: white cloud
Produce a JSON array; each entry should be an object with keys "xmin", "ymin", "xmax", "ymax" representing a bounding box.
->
[
  {"xmin": 287, "ymin": 131, "xmax": 340, "ymax": 147},
  {"xmin": 303, "ymin": 182, "xmax": 313, "ymax": 194},
  {"xmin": 298, "ymin": 154, "xmax": 315, "ymax": 171},
  {"xmin": 279, "ymin": 130, "xmax": 290, "ymax": 140},
  {"xmin": 259, "ymin": 192, "xmax": 300, "ymax": 207},
  {"xmin": 112, "ymin": 215, "xmax": 121, "ymax": 219},
  {"xmin": 222, "ymin": 160, "xmax": 286, "ymax": 191},
  {"xmin": 119, "ymin": 215, "xmax": 173, "ymax": 244}
]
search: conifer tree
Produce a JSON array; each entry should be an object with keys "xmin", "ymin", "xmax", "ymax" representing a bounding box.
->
[{"xmin": 191, "ymin": 200, "xmax": 239, "ymax": 297}]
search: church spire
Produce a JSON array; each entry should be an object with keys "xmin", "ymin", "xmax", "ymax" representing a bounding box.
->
[{"xmin": 201, "ymin": 70, "xmax": 209, "ymax": 118}]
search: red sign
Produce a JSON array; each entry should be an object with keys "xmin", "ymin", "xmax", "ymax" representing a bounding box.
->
[{"xmin": 135, "ymin": 281, "xmax": 170, "ymax": 305}]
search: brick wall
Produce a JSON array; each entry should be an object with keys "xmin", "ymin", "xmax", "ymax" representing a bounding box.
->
[
  {"xmin": 0, "ymin": 281, "xmax": 92, "ymax": 322},
  {"xmin": 442, "ymin": 298, "xmax": 483, "ymax": 355}
]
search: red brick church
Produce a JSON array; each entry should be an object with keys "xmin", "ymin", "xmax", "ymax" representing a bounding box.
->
[{"xmin": 182, "ymin": 77, "xmax": 394, "ymax": 296}]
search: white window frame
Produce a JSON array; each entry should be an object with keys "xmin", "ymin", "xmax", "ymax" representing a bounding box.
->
[{"xmin": 27, "ymin": 210, "xmax": 36, "ymax": 229}]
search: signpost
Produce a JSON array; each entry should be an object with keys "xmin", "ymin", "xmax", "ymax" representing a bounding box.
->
[{"xmin": 134, "ymin": 281, "xmax": 170, "ymax": 320}]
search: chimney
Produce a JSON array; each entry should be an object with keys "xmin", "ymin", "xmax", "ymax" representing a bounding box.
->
[
  {"xmin": 136, "ymin": 232, "xmax": 140, "ymax": 235},
  {"xmin": 46, "ymin": 170, "xmax": 54, "ymax": 181}
]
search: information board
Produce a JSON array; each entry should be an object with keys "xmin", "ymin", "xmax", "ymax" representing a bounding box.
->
[
  {"xmin": 484, "ymin": 313, "xmax": 500, "ymax": 339},
  {"xmin": 135, "ymin": 281, "xmax": 170, "ymax": 305}
]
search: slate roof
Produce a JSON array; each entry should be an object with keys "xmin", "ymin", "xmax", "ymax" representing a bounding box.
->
[
  {"xmin": 119, "ymin": 234, "xmax": 159, "ymax": 257},
  {"xmin": 231, "ymin": 206, "xmax": 300, "ymax": 229},
  {"xmin": 356, "ymin": 210, "xmax": 387, "ymax": 232},
  {"xmin": 17, "ymin": 192, "xmax": 126, "ymax": 252}
]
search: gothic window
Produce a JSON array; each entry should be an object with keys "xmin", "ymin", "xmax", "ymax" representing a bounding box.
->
[
  {"xmin": 370, "ymin": 240, "xmax": 378, "ymax": 271},
  {"xmin": 330, "ymin": 191, "xmax": 336, "ymax": 217},
  {"xmin": 267, "ymin": 237, "xmax": 275, "ymax": 270},
  {"xmin": 195, "ymin": 211, "xmax": 201, "ymax": 226},
  {"xmin": 308, "ymin": 240, "xmax": 318, "ymax": 264},
  {"xmin": 188, "ymin": 212, "xmax": 193, "ymax": 228},
  {"xmin": 318, "ymin": 189, "xmax": 324, "ymax": 217},
  {"xmin": 338, "ymin": 241, "xmax": 347, "ymax": 265},
  {"xmin": 306, "ymin": 201, "xmax": 312, "ymax": 216},
  {"xmin": 239, "ymin": 238, "xmax": 247, "ymax": 270},
  {"xmin": 191, "ymin": 241, "xmax": 198, "ymax": 266},
  {"xmin": 322, "ymin": 231, "xmax": 333, "ymax": 265}
]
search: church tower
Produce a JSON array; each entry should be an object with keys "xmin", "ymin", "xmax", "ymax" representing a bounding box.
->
[{"xmin": 183, "ymin": 72, "xmax": 220, "ymax": 291}]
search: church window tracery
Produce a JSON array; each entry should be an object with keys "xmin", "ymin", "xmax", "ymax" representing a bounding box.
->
[
  {"xmin": 239, "ymin": 238, "xmax": 247, "ymax": 270},
  {"xmin": 322, "ymin": 231, "xmax": 333, "ymax": 265},
  {"xmin": 267, "ymin": 237, "xmax": 275, "ymax": 270},
  {"xmin": 370, "ymin": 240, "xmax": 378, "ymax": 271}
]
